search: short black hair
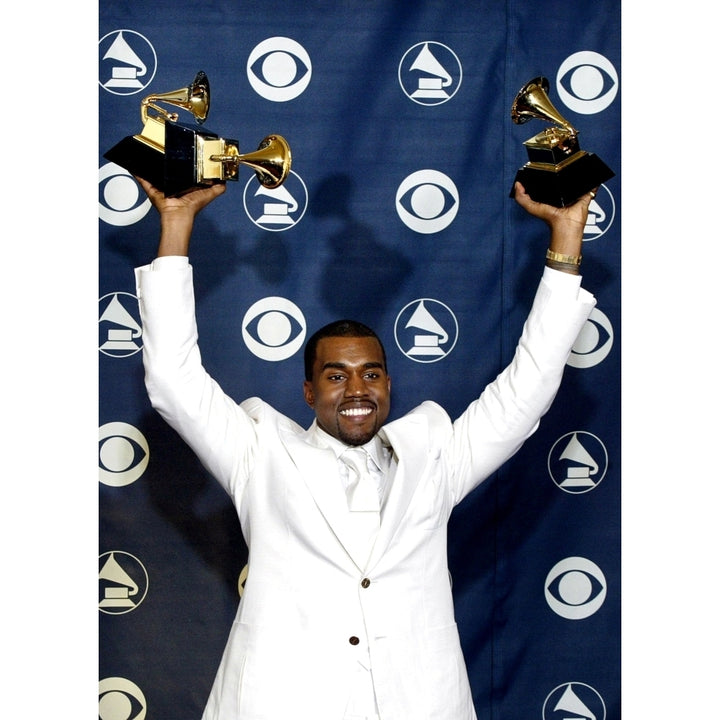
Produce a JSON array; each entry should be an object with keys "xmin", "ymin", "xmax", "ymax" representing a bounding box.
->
[{"xmin": 304, "ymin": 319, "xmax": 387, "ymax": 381}]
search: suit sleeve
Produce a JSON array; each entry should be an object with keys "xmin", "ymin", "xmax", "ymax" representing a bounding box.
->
[
  {"xmin": 447, "ymin": 268, "xmax": 596, "ymax": 504},
  {"xmin": 134, "ymin": 258, "xmax": 257, "ymax": 497}
]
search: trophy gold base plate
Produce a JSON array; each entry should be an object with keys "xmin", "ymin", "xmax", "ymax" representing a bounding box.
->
[{"xmin": 510, "ymin": 151, "xmax": 614, "ymax": 207}]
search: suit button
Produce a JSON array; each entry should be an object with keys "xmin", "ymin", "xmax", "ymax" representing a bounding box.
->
[
  {"xmin": 349, "ymin": 636, "xmax": 360, "ymax": 645},
  {"xmin": 361, "ymin": 578, "xmax": 371, "ymax": 588}
]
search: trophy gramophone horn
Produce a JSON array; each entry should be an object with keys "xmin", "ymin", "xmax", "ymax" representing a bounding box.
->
[
  {"xmin": 509, "ymin": 74, "xmax": 614, "ymax": 207},
  {"xmin": 511, "ymin": 76, "xmax": 575, "ymax": 138},
  {"xmin": 140, "ymin": 70, "xmax": 210, "ymax": 126},
  {"xmin": 210, "ymin": 134, "xmax": 292, "ymax": 189}
]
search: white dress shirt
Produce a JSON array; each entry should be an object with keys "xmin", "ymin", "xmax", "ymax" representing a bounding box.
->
[{"xmin": 308, "ymin": 424, "xmax": 396, "ymax": 719}]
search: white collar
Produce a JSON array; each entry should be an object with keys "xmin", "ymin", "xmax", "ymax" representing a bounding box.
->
[{"xmin": 309, "ymin": 421, "xmax": 392, "ymax": 473}]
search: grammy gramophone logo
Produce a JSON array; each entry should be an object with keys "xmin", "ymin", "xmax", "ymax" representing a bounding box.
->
[
  {"xmin": 99, "ymin": 551, "xmax": 149, "ymax": 615},
  {"xmin": 104, "ymin": 71, "xmax": 292, "ymax": 197},
  {"xmin": 398, "ymin": 41, "xmax": 462, "ymax": 106},
  {"xmin": 394, "ymin": 298, "xmax": 458, "ymax": 363}
]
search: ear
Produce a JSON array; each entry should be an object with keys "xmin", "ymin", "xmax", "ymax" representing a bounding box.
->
[{"xmin": 303, "ymin": 380, "xmax": 314, "ymax": 407}]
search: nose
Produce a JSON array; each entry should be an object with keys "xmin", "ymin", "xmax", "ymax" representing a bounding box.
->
[{"xmin": 345, "ymin": 373, "xmax": 367, "ymax": 397}]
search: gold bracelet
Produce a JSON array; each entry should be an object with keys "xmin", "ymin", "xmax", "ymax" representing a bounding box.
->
[{"xmin": 546, "ymin": 248, "xmax": 582, "ymax": 265}]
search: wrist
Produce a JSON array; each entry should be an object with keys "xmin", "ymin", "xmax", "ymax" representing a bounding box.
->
[
  {"xmin": 157, "ymin": 215, "xmax": 193, "ymax": 257},
  {"xmin": 547, "ymin": 217, "xmax": 584, "ymax": 256},
  {"xmin": 545, "ymin": 248, "xmax": 581, "ymax": 275}
]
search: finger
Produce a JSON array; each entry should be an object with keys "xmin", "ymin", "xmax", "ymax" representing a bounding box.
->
[
  {"xmin": 134, "ymin": 176, "xmax": 162, "ymax": 200},
  {"xmin": 576, "ymin": 187, "xmax": 598, "ymax": 210},
  {"xmin": 512, "ymin": 181, "xmax": 535, "ymax": 208}
]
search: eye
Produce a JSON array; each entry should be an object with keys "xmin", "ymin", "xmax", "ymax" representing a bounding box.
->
[
  {"xmin": 547, "ymin": 568, "xmax": 604, "ymax": 605},
  {"xmin": 246, "ymin": 37, "xmax": 312, "ymax": 101},
  {"xmin": 98, "ymin": 677, "xmax": 147, "ymax": 719},
  {"xmin": 241, "ymin": 297, "xmax": 307, "ymax": 361},
  {"xmin": 249, "ymin": 49, "xmax": 309, "ymax": 89},
  {"xmin": 99, "ymin": 163, "xmax": 151, "ymax": 226},
  {"xmin": 567, "ymin": 308, "xmax": 614, "ymax": 368},
  {"xmin": 395, "ymin": 170, "xmax": 459, "ymax": 233},
  {"xmin": 99, "ymin": 422, "xmax": 149, "ymax": 487},
  {"xmin": 558, "ymin": 63, "xmax": 614, "ymax": 102},
  {"xmin": 245, "ymin": 309, "xmax": 303, "ymax": 347},
  {"xmin": 556, "ymin": 51, "xmax": 618, "ymax": 114},
  {"xmin": 544, "ymin": 557, "xmax": 607, "ymax": 619},
  {"xmin": 572, "ymin": 315, "xmax": 611, "ymax": 355},
  {"xmin": 397, "ymin": 182, "xmax": 456, "ymax": 220},
  {"xmin": 99, "ymin": 687, "xmax": 145, "ymax": 720}
]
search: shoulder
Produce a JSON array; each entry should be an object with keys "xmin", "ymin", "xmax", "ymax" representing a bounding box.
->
[
  {"xmin": 240, "ymin": 396, "xmax": 306, "ymax": 434},
  {"xmin": 384, "ymin": 401, "xmax": 452, "ymax": 447},
  {"xmin": 405, "ymin": 400, "xmax": 450, "ymax": 424}
]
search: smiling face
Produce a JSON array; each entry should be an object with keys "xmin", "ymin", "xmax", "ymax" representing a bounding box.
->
[{"xmin": 303, "ymin": 335, "xmax": 391, "ymax": 446}]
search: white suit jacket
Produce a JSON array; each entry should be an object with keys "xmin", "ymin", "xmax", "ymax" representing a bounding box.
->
[{"xmin": 135, "ymin": 259, "xmax": 595, "ymax": 720}]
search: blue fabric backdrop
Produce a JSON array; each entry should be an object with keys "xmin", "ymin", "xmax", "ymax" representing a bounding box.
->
[{"xmin": 99, "ymin": 2, "xmax": 620, "ymax": 718}]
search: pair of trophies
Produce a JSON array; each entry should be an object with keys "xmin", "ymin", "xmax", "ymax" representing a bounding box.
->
[{"xmin": 105, "ymin": 71, "xmax": 612, "ymax": 206}]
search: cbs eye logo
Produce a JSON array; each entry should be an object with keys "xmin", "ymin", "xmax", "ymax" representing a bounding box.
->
[
  {"xmin": 545, "ymin": 556, "xmax": 607, "ymax": 619},
  {"xmin": 99, "ymin": 163, "xmax": 152, "ymax": 226},
  {"xmin": 99, "ymin": 422, "xmax": 149, "ymax": 487},
  {"xmin": 567, "ymin": 307, "xmax": 614, "ymax": 369},
  {"xmin": 99, "ymin": 677, "xmax": 147, "ymax": 720},
  {"xmin": 247, "ymin": 37, "xmax": 312, "ymax": 101},
  {"xmin": 396, "ymin": 170, "xmax": 459, "ymax": 233},
  {"xmin": 556, "ymin": 51, "xmax": 618, "ymax": 114},
  {"xmin": 242, "ymin": 297, "xmax": 306, "ymax": 361}
]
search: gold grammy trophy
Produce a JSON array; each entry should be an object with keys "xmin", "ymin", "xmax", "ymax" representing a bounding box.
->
[
  {"xmin": 509, "ymin": 76, "xmax": 614, "ymax": 207},
  {"xmin": 104, "ymin": 71, "xmax": 291, "ymax": 197}
]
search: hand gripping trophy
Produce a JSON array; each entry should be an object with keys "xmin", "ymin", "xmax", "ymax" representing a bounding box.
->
[{"xmin": 509, "ymin": 76, "xmax": 614, "ymax": 207}]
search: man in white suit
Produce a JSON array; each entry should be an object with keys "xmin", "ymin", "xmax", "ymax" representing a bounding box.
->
[{"xmin": 134, "ymin": 177, "xmax": 596, "ymax": 720}]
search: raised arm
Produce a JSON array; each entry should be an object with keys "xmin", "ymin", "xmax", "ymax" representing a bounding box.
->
[
  {"xmin": 135, "ymin": 177, "xmax": 227, "ymax": 257},
  {"xmin": 134, "ymin": 178, "xmax": 260, "ymax": 493},
  {"xmin": 512, "ymin": 181, "xmax": 595, "ymax": 275},
  {"xmin": 447, "ymin": 184, "xmax": 597, "ymax": 502}
]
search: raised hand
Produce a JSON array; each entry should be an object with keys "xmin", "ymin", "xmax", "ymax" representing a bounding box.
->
[
  {"xmin": 135, "ymin": 178, "xmax": 227, "ymax": 257},
  {"xmin": 512, "ymin": 181, "xmax": 596, "ymax": 262}
]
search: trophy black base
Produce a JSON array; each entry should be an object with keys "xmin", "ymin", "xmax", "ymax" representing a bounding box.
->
[
  {"xmin": 104, "ymin": 135, "xmax": 166, "ymax": 190},
  {"xmin": 104, "ymin": 122, "xmax": 226, "ymax": 197},
  {"xmin": 510, "ymin": 152, "xmax": 614, "ymax": 207}
]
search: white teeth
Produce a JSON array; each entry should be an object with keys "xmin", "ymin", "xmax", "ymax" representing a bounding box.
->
[{"xmin": 340, "ymin": 407, "xmax": 372, "ymax": 417}]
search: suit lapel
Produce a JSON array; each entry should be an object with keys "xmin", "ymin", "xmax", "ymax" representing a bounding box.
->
[
  {"xmin": 279, "ymin": 425, "xmax": 370, "ymax": 568},
  {"xmin": 365, "ymin": 414, "xmax": 427, "ymax": 570},
  {"xmin": 279, "ymin": 412, "xmax": 429, "ymax": 572}
]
